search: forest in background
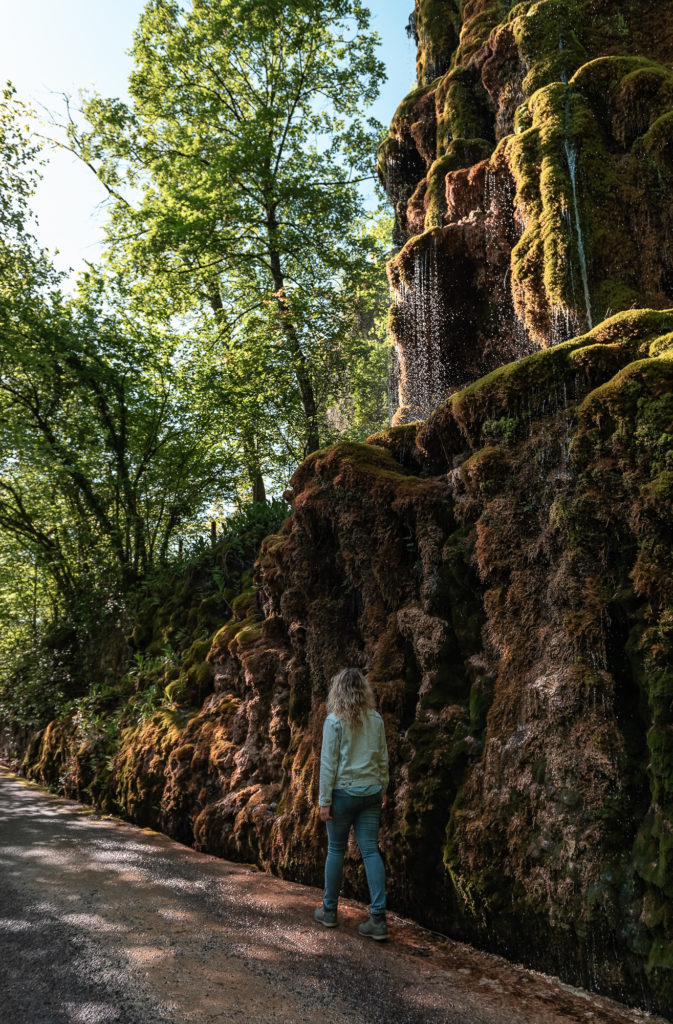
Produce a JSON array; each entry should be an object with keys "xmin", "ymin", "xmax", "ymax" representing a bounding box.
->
[{"xmin": 0, "ymin": 0, "xmax": 392, "ymax": 739}]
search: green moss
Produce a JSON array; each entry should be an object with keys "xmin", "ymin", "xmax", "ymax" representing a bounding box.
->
[
  {"xmin": 164, "ymin": 678, "xmax": 187, "ymax": 703},
  {"xmin": 114, "ymin": 710, "xmax": 182, "ymax": 826},
  {"xmin": 640, "ymin": 471, "xmax": 673, "ymax": 502},
  {"xmin": 381, "ymin": 0, "xmax": 673, "ymax": 374},
  {"xmin": 481, "ymin": 415, "xmax": 520, "ymax": 444},
  {"xmin": 500, "ymin": 43, "xmax": 673, "ymax": 341},
  {"xmin": 233, "ymin": 623, "xmax": 263, "ymax": 649},
  {"xmin": 294, "ymin": 440, "xmax": 437, "ymax": 504},
  {"xmin": 448, "ymin": 309, "xmax": 673, "ymax": 443},
  {"xmin": 424, "ymin": 139, "xmax": 494, "ymax": 229},
  {"xmin": 504, "ymin": 79, "xmax": 606, "ymax": 338},
  {"xmin": 455, "ymin": 2, "xmax": 509, "ymax": 69},
  {"xmin": 414, "ymin": 0, "xmax": 461, "ymax": 84},
  {"xmin": 436, "ymin": 66, "xmax": 495, "ymax": 151},
  {"xmin": 573, "ymin": 57, "xmax": 673, "ymax": 144},
  {"xmin": 211, "ymin": 613, "xmax": 258, "ymax": 653},
  {"xmin": 366, "ymin": 423, "xmax": 422, "ymax": 469},
  {"xmin": 21, "ymin": 717, "xmax": 78, "ymax": 791},
  {"xmin": 183, "ymin": 637, "xmax": 212, "ymax": 669},
  {"xmin": 648, "ymin": 333, "xmax": 673, "ymax": 358},
  {"xmin": 231, "ymin": 586, "xmax": 259, "ymax": 619},
  {"xmin": 578, "ymin": 356, "xmax": 673, "ymax": 429},
  {"xmin": 389, "ymin": 82, "xmax": 435, "ymax": 126},
  {"xmin": 511, "ymin": 0, "xmax": 588, "ymax": 95},
  {"xmin": 195, "ymin": 594, "xmax": 230, "ymax": 632},
  {"xmin": 184, "ymin": 660, "xmax": 213, "ymax": 703},
  {"xmin": 460, "ymin": 446, "xmax": 510, "ymax": 498}
]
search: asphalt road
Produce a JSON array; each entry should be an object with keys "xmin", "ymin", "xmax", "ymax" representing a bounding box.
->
[{"xmin": 0, "ymin": 766, "xmax": 669, "ymax": 1024}]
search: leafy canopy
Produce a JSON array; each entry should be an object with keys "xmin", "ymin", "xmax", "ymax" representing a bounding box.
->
[{"xmin": 71, "ymin": 0, "xmax": 389, "ymax": 457}]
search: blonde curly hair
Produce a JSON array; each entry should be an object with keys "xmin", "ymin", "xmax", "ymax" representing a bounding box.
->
[{"xmin": 327, "ymin": 667, "xmax": 375, "ymax": 729}]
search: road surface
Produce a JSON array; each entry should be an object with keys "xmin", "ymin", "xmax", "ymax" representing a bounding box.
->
[{"xmin": 0, "ymin": 766, "xmax": 668, "ymax": 1024}]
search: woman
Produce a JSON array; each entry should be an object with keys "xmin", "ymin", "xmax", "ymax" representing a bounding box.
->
[{"xmin": 314, "ymin": 667, "xmax": 389, "ymax": 940}]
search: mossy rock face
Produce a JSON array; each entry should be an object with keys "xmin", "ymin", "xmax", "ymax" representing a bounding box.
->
[
  {"xmin": 16, "ymin": 502, "xmax": 288, "ymax": 836},
  {"xmin": 113, "ymin": 712, "xmax": 183, "ymax": 827},
  {"xmin": 21, "ymin": 718, "xmax": 81, "ymax": 796},
  {"xmin": 17, "ymin": 308, "xmax": 673, "ymax": 1013},
  {"xmin": 187, "ymin": 308, "xmax": 673, "ymax": 1014},
  {"xmin": 381, "ymin": 0, "xmax": 673, "ymax": 422}
]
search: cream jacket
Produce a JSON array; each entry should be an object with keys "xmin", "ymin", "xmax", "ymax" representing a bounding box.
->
[{"xmin": 319, "ymin": 710, "xmax": 389, "ymax": 807}]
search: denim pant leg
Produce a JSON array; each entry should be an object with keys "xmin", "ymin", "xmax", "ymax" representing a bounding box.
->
[
  {"xmin": 323, "ymin": 791, "xmax": 354, "ymax": 911},
  {"xmin": 352, "ymin": 794, "xmax": 386, "ymax": 916}
]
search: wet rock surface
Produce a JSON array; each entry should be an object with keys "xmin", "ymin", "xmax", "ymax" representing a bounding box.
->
[
  {"xmin": 380, "ymin": 0, "xmax": 673, "ymax": 419},
  {"xmin": 0, "ymin": 767, "xmax": 668, "ymax": 1024},
  {"xmin": 19, "ymin": 308, "xmax": 673, "ymax": 1017}
]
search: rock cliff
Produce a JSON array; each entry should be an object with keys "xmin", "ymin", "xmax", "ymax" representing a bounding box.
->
[
  {"xmin": 20, "ymin": 0, "xmax": 673, "ymax": 1014},
  {"xmin": 381, "ymin": 0, "xmax": 673, "ymax": 421}
]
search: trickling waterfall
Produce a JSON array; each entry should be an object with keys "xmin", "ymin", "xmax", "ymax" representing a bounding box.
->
[
  {"xmin": 563, "ymin": 87, "xmax": 593, "ymax": 331},
  {"xmin": 550, "ymin": 302, "xmax": 581, "ymax": 347},
  {"xmin": 557, "ymin": 38, "xmax": 592, "ymax": 331},
  {"xmin": 485, "ymin": 167, "xmax": 536, "ymax": 358},
  {"xmin": 394, "ymin": 236, "xmax": 447, "ymax": 416},
  {"xmin": 564, "ymin": 139, "xmax": 593, "ymax": 330}
]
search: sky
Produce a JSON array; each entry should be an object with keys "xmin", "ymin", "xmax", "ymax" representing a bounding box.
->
[{"xmin": 0, "ymin": 0, "xmax": 417, "ymax": 277}]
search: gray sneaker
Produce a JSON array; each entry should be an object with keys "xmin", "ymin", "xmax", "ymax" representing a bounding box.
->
[
  {"xmin": 358, "ymin": 915, "xmax": 387, "ymax": 941},
  {"xmin": 314, "ymin": 904, "xmax": 338, "ymax": 928}
]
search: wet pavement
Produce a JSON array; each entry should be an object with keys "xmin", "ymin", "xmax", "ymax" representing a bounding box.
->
[{"xmin": 0, "ymin": 766, "xmax": 669, "ymax": 1024}]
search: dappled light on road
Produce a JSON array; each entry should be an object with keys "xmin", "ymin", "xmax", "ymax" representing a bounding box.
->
[{"xmin": 0, "ymin": 768, "xmax": 667, "ymax": 1024}]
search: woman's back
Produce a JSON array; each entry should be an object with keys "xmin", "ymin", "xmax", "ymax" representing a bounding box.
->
[{"xmin": 321, "ymin": 708, "xmax": 388, "ymax": 797}]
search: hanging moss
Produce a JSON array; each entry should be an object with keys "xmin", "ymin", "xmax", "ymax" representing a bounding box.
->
[
  {"xmin": 414, "ymin": 0, "xmax": 461, "ymax": 85},
  {"xmin": 436, "ymin": 66, "xmax": 496, "ymax": 149}
]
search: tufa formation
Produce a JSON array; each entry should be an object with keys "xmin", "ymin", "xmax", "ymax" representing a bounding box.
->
[{"xmin": 380, "ymin": 0, "xmax": 673, "ymax": 421}]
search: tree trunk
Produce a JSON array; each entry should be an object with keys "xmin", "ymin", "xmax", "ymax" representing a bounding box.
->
[
  {"xmin": 252, "ymin": 472, "xmax": 267, "ymax": 504},
  {"xmin": 265, "ymin": 206, "xmax": 320, "ymax": 454}
]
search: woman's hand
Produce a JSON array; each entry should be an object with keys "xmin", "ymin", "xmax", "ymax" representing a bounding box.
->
[
  {"xmin": 319, "ymin": 805, "xmax": 332, "ymax": 823},
  {"xmin": 381, "ymin": 794, "xmax": 387, "ymax": 810}
]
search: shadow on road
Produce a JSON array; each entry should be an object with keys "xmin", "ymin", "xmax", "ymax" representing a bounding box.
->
[{"xmin": 0, "ymin": 769, "xmax": 668, "ymax": 1024}]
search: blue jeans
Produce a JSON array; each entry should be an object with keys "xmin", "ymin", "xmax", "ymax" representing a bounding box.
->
[{"xmin": 323, "ymin": 789, "xmax": 386, "ymax": 916}]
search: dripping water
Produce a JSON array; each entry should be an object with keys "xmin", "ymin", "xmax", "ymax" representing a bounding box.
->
[
  {"xmin": 563, "ymin": 85, "xmax": 593, "ymax": 330},
  {"xmin": 550, "ymin": 303, "xmax": 581, "ymax": 347},
  {"xmin": 485, "ymin": 166, "xmax": 535, "ymax": 358},
  {"xmin": 564, "ymin": 140, "xmax": 593, "ymax": 330},
  {"xmin": 393, "ymin": 236, "xmax": 447, "ymax": 416}
]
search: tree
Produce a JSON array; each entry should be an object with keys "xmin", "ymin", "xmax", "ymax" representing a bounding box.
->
[
  {"xmin": 0, "ymin": 278, "xmax": 237, "ymax": 603},
  {"xmin": 0, "ymin": 84, "xmax": 39, "ymax": 242},
  {"xmin": 0, "ymin": 90, "xmax": 246, "ymax": 724},
  {"xmin": 68, "ymin": 0, "xmax": 387, "ymax": 458},
  {"xmin": 1, "ymin": 86, "xmax": 238, "ymax": 601}
]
